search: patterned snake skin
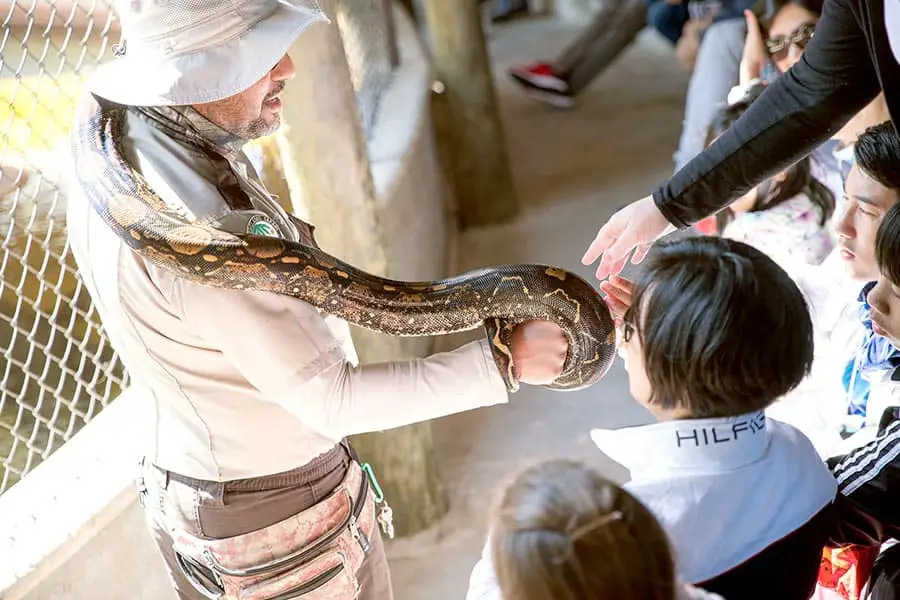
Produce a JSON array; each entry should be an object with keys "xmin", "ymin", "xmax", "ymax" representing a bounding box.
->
[{"xmin": 70, "ymin": 95, "xmax": 616, "ymax": 392}]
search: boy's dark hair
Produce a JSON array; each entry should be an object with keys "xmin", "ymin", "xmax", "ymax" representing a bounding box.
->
[
  {"xmin": 624, "ymin": 236, "xmax": 813, "ymax": 419},
  {"xmin": 708, "ymin": 83, "xmax": 835, "ymax": 232},
  {"xmin": 854, "ymin": 121, "xmax": 900, "ymax": 192},
  {"xmin": 876, "ymin": 202, "xmax": 900, "ymax": 285}
]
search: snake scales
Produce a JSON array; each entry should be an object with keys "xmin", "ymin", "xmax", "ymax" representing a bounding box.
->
[{"xmin": 71, "ymin": 96, "xmax": 616, "ymax": 392}]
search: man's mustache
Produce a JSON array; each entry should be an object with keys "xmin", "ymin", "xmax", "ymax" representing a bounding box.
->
[{"xmin": 265, "ymin": 83, "xmax": 286, "ymax": 101}]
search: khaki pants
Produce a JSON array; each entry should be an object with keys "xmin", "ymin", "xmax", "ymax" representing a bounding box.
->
[
  {"xmin": 138, "ymin": 444, "xmax": 393, "ymax": 599},
  {"xmin": 553, "ymin": 0, "xmax": 647, "ymax": 95}
]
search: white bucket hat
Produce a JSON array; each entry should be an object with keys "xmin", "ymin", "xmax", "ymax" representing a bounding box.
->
[{"xmin": 89, "ymin": 0, "xmax": 329, "ymax": 106}]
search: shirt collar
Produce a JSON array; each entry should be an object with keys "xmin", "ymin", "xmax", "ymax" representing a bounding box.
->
[
  {"xmin": 141, "ymin": 104, "xmax": 246, "ymax": 157},
  {"xmin": 591, "ymin": 410, "xmax": 770, "ymax": 479}
]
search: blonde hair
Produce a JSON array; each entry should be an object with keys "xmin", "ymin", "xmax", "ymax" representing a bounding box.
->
[{"xmin": 490, "ymin": 459, "xmax": 677, "ymax": 600}]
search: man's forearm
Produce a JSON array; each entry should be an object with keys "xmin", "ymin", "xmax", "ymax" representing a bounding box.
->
[{"xmin": 278, "ymin": 339, "xmax": 509, "ymax": 439}]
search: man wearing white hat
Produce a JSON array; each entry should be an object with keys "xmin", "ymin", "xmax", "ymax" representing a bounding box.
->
[{"xmin": 65, "ymin": 1, "xmax": 569, "ymax": 598}]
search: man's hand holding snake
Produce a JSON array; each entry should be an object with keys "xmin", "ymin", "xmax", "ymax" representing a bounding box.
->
[{"xmin": 510, "ymin": 320, "xmax": 569, "ymax": 386}]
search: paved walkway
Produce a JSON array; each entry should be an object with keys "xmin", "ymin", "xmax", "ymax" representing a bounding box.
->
[{"xmin": 386, "ymin": 14, "xmax": 692, "ymax": 600}]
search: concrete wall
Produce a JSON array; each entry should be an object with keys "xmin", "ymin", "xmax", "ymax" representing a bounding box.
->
[
  {"xmin": 0, "ymin": 389, "xmax": 175, "ymax": 600},
  {"xmin": 0, "ymin": 4, "xmax": 447, "ymax": 598}
]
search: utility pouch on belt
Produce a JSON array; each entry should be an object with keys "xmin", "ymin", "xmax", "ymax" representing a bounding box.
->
[{"xmin": 171, "ymin": 461, "xmax": 375, "ymax": 600}]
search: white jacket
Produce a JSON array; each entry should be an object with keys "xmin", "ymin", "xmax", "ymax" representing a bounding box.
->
[{"xmin": 466, "ymin": 412, "xmax": 836, "ymax": 599}]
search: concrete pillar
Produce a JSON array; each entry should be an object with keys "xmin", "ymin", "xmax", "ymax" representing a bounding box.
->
[
  {"xmin": 274, "ymin": 0, "xmax": 448, "ymax": 537},
  {"xmin": 421, "ymin": 0, "xmax": 519, "ymax": 228}
]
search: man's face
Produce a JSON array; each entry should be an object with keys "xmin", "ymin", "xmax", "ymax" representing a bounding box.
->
[
  {"xmin": 193, "ymin": 53, "xmax": 295, "ymax": 140},
  {"xmin": 833, "ymin": 163, "xmax": 900, "ymax": 280}
]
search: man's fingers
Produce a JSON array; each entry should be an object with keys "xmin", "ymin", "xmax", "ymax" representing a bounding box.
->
[
  {"xmin": 582, "ymin": 209, "xmax": 629, "ymax": 266},
  {"xmin": 631, "ymin": 243, "xmax": 651, "ymax": 265},
  {"xmin": 596, "ymin": 250, "xmax": 628, "ymax": 281},
  {"xmin": 581, "ymin": 238, "xmax": 604, "ymax": 266},
  {"xmin": 582, "ymin": 226, "xmax": 617, "ymax": 265}
]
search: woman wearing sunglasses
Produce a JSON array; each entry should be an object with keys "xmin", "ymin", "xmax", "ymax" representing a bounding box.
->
[
  {"xmin": 582, "ymin": 0, "xmax": 900, "ymax": 283},
  {"xmin": 737, "ymin": 0, "xmax": 820, "ymax": 84},
  {"xmin": 725, "ymin": 0, "xmax": 890, "ymax": 216}
]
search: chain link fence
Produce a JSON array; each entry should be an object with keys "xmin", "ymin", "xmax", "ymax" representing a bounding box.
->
[
  {"xmin": 0, "ymin": 0, "xmax": 126, "ymax": 495},
  {"xmin": 336, "ymin": 0, "xmax": 400, "ymax": 137},
  {"xmin": 0, "ymin": 0, "xmax": 400, "ymax": 496}
]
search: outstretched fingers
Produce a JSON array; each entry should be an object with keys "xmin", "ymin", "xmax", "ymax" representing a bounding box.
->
[
  {"xmin": 582, "ymin": 217, "xmax": 625, "ymax": 267},
  {"xmin": 599, "ymin": 275, "xmax": 634, "ymax": 318}
]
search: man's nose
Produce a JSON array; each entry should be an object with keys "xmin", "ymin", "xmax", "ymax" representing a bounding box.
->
[{"xmin": 271, "ymin": 54, "xmax": 296, "ymax": 82}]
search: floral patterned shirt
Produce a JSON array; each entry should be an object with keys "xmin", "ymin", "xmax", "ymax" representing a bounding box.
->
[{"xmin": 722, "ymin": 193, "xmax": 834, "ymax": 267}]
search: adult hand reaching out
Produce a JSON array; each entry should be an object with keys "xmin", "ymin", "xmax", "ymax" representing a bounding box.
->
[{"xmin": 581, "ymin": 195, "xmax": 675, "ymax": 281}]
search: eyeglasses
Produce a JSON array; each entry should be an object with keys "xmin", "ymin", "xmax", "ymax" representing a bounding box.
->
[
  {"xmin": 765, "ymin": 22, "xmax": 816, "ymax": 62},
  {"xmin": 621, "ymin": 306, "xmax": 636, "ymax": 343}
]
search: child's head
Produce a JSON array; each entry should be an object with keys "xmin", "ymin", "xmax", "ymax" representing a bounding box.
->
[
  {"xmin": 835, "ymin": 121, "xmax": 900, "ymax": 280},
  {"xmin": 621, "ymin": 236, "xmax": 813, "ymax": 419},
  {"xmin": 490, "ymin": 459, "xmax": 676, "ymax": 600},
  {"xmin": 866, "ymin": 202, "xmax": 900, "ymax": 346},
  {"xmin": 707, "ymin": 83, "xmax": 834, "ymax": 231}
]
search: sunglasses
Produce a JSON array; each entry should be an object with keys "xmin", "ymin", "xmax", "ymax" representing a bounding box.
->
[{"xmin": 765, "ymin": 22, "xmax": 816, "ymax": 62}]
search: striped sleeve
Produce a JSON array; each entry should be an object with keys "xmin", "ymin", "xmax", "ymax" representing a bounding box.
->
[{"xmin": 828, "ymin": 408, "xmax": 900, "ymax": 544}]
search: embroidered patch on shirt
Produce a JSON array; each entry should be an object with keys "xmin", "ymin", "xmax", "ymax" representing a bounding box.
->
[{"xmin": 247, "ymin": 214, "xmax": 281, "ymax": 238}]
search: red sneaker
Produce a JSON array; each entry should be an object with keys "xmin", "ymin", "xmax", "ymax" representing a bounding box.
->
[{"xmin": 508, "ymin": 63, "xmax": 574, "ymax": 108}]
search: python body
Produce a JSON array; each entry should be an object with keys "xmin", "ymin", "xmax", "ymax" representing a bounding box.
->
[{"xmin": 71, "ymin": 97, "xmax": 616, "ymax": 392}]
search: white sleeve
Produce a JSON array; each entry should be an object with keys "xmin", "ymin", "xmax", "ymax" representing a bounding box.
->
[
  {"xmin": 175, "ymin": 280, "xmax": 509, "ymax": 439},
  {"xmin": 466, "ymin": 537, "xmax": 504, "ymax": 600}
]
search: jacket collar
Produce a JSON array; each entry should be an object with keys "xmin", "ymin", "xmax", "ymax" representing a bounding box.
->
[
  {"xmin": 138, "ymin": 104, "xmax": 246, "ymax": 158},
  {"xmin": 591, "ymin": 411, "xmax": 770, "ymax": 480}
]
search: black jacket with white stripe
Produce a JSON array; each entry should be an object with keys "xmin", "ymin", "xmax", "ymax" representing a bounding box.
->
[{"xmin": 829, "ymin": 405, "xmax": 900, "ymax": 547}]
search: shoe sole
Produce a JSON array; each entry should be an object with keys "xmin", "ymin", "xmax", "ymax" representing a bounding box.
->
[
  {"xmin": 509, "ymin": 71, "xmax": 569, "ymax": 93},
  {"xmin": 523, "ymin": 87, "xmax": 575, "ymax": 109}
]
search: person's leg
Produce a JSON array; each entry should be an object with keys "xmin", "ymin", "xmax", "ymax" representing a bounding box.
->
[
  {"xmin": 646, "ymin": 0, "xmax": 690, "ymax": 45},
  {"xmin": 672, "ymin": 17, "xmax": 746, "ymax": 172},
  {"xmin": 491, "ymin": 0, "xmax": 529, "ymax": 22},
  {"xmin": 507, "ymin": 0, "xmax": 645, "ymax": 106},
  {"xmin": 553, "ymin": 0, "xmax": 647, "ymax": 95}
]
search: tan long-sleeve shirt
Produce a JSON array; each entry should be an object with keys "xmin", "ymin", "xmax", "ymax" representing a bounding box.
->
[{"xmin": 65, "ymin": 99, "xmax": 507, "ymax": 481}]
